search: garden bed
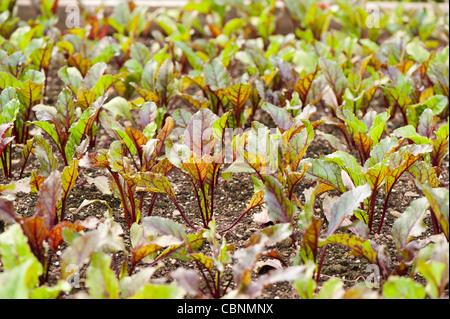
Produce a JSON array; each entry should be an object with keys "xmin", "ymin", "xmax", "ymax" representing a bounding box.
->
[{"xmin": 0, "ymin": 0, "xmax": 449, "ymax": 300}]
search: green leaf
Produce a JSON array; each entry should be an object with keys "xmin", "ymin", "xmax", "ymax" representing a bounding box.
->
[
  {"xmin": 222, "ymin": 82, "xmax": 253, "ymax": 112},
  {"xmin": 383, "ymin": 276, "xmax": 426, "ymax": 299},
  {"xmin": 130, "ymin": 283, "xmax": 184, "ymax": 299},
  {"xmin": 327, "ymin": 183, "xmax": 372, "ymax": 236},
  {"xmin": 204, "ymin": 58, "xmax": 231, "ymax": 91},
  {"xmin": 17, "ymin": 80, "xmax": 44, "ymax": 109},
  {"xmin": 417, "ymin": 183, "xmax": 449, "ymax": 241},
  {"xmin": 319, "ymin": 233, "xmax": 377, "ymax": 264},
  {"xmin": 0, "ymin": 258, "xmax": 42, "ymax": 299},
  {"xmin": 33, "ymin": 135, "xmax": 58, "ymax": 177},
  {"xmin": 262, "ymin": 102, "xmax": 295, "ymax": 132},
  {"xmin": 58, "ymin": 66, "xmax": 83, "ymax": 94},
  {"xmin": 392, "ymin": 197, "xmax": 429, "ymax": 251},
  {"xmin": 304, "ymin": 158, "xmax": 347, "ymax": 193},
  {"xmin": 86, "ymin": 252, "xmax": 120, "ymax": 299},
  {"xmin": 137, "ymin": 172, "xmax": 176, "ymax": 201},
  {"xmin": 142, "ymin": 217, "xmax": 189, "ymax": 246},
  {"xmin": 319, "ymin": 57, "xmax": 348, "ymax": 104},
  {"xmin": 263, "ymin": 175, "xmax": 297, "ymax": 223}
]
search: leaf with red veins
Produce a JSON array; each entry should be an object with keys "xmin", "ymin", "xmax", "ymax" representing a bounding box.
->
[
  {"xmin": 319, "ymin": 233, "xmax": 377, "ymax": 264},
  {"xmin": 125, "ymin": 127, "xmax": 148, "ymax": 159},
  {"xmin": 293, "ymin": 68, "xmax": 318, "ymax": 105},
  {"xmin": 222, "ymin": 82, "xmax": 253, "ymax": 112},
  {"xmin": 385, "ymin": 144, "xmax": 432, "ymax": 196},
  {"xmin": 34, "ymin": 170, "xmax": 63, "ymax": 228},
  {"xmin": 262, "ymin": 102, "xmax": 295, "ymax": 132},
  {"xmin": 184, "ymin": 108, "xmax": 218, "ymax": 158},
  {"xmin": 263, "ymin": 175, "xmax": 297, "ymax": 224},
  {"xmin": 18, "ymin": 214, "xmax": 49, "ymax": 260},
  {"xmin": 326, "ymin": 183, "xmax": 371, "ymax": 237},
  {"xmin": 130, "ymin": 243, "xmax": 162, "ymax": 266},
  {"xmin": 300, "ymin": 216, "xmax": 323, "ymax": 263},
  {"xmin": 137, "ymin": 172, "xmax": 177, "ymax": 201}
]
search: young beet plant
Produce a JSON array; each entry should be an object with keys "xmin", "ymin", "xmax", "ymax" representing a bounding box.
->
[
  {"xmin": 81, "ymin": 108, "xmax": 176, "ymax": 229},
  {"xmin": 0, "ymin": 171, "xmax": 85, "ymax": 285},
  {"xmin": 166, "ymin": 107, "xmax": 268, "ymax": 231}
]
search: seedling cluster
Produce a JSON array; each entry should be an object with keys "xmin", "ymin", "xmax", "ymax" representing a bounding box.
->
[{"xmin": 0, "ymin": 0, "xmax": 448, "ymax": 299}]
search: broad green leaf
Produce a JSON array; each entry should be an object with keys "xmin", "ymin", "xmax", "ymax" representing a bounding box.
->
[
  {"xmin": 304, "ymin": 158, "xmax": 347, "ymax": 193},
  {"xmin": 263, "ymin": 175, "xmax": 297, "ymax": 223},
  {"xmin": 0, "ymin": 224, "xmax": 37, "ymax": 270},
  {"xmin": 0, "ymin": 258, "xmax": 42, "ymax": 299},
  {"xmin": 392, "ymin": 197, "xmax": 429, "ymax": 251},
  {"xmin": 383, "ymin": 276, "xmax": 426, "ymax": 299},
  {"xmin": 393, "ymin": 125, "xmax": 431, "ymax": 145},
  {"xmin": 137, "ymin": 172, "xmax": 176, "ymax": 200},
  {"xmin": 325, "ymin": 151, "xmax": 364, "ymax": 187},
  {"xmin": 86, "ymin": 252, "xmax": 120, "ymax": 299},
  {"xmin": 319, "ymin": 233, "xmax": 377, "ymax": 264},
  {"xmin": 222, "ymin": 82, "xmax": 253, "ymax": 112},
  {"xmin": 385, "ymin": 144, "xmax": 432, "ymax": 196},
  {"xmin": 17, "ymin": 80, "xmax": 44, "ymax": 109},
  {"xmin": 262, "ymin": 102, "xmax": 295, "ymax": 132},
  {"xmin": 34, "ymin": 135, "xmax": 58, "ymax": 177},
  {"xmin": 417, "ymin": 183, "xmax": 449, "ymax": 241},
  {"xmin": 142, "ymin": 216, "xmax": 188, "ymax": 246},
  {"xmin": 130, "ymin": 283, "xmax": 184, "ymax": 299},
  {"xmin": 30, "ymin": 280, "xmax": 71, "ymax": 299},
  {"xmin": 327, "ymin": 183, "xmax": 372, "ymax": 236},
  {"xmin": 407, "ymin": 161, "xmax": 439, "ymax": 188},
  {"xmin": 416, "ymin": 259, "xmax": 448, "ymax": 299},
  {"xmin": 204, "ymin": 58, "xmax": 231, "ymax": 91},
  {"xmin": 30, "ymin": 42, "xmax": 54, "ymax": 71},
  {"xmin": 405, "ymin": 42, "xmax": 430, "ymax": 63},
  {"xmin": 319, "ymin": 57, "xmax": 347, "ymax": 104},
  {"xmin": 58, "ymin": 66, "xmax": 83, "ymax": 95}
]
